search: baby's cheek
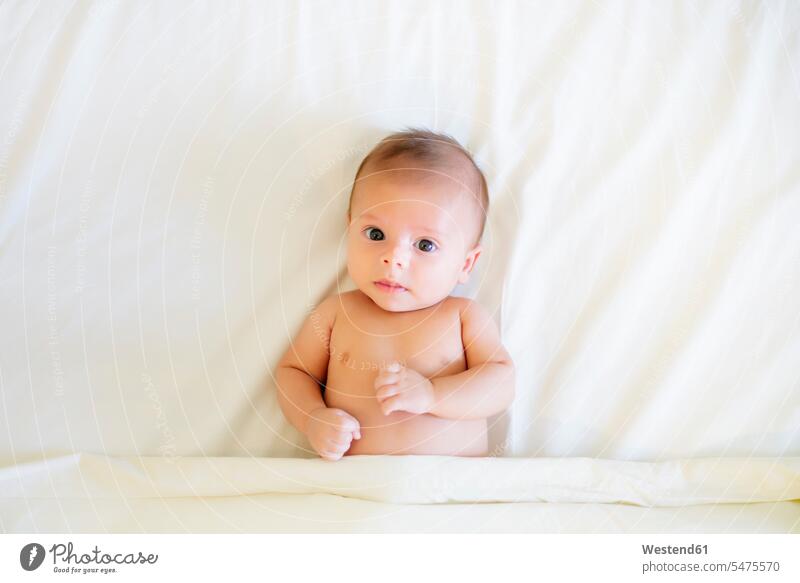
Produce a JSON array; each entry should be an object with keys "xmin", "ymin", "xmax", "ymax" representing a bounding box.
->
[{"xmin": 433, "ymin": 257, "xmax": 460, "ymax": 283}]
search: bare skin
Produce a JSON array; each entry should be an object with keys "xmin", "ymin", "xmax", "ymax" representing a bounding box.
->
[
  {"xmin": 325, "ymin": 290, "xmax": 488, "ymax": 456},
  {"xmin": 276, "ymin": 159, "xmax": 515, "ymax": 459}
]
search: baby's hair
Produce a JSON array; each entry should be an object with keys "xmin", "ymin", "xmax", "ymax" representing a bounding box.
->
[{"xmin": 348, "ymin": 127, "xmax": 489, "ymax": 245}]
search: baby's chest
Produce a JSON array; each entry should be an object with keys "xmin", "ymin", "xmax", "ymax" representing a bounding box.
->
[{"xmin": 328, "ymin": 316, "xmax": 466, "ymax": 381}]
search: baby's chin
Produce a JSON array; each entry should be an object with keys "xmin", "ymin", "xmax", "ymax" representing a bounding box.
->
[{"xmin": 363, "ymin": 287, "xmax": 448, "ymax": 312}]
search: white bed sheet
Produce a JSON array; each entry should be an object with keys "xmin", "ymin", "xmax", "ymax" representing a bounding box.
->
[
  {"xmin": 2, "ymin": 454, "xmax": 798, "ymax": 533},
  {"xmin": 0, "ymin": 0, "xmax": 798, "ymax": 533},
  {"xmin": 7, "ymin": 496, "xmax": 800, "ymax": 534}
]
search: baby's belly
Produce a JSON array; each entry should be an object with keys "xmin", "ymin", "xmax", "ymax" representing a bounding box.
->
[{"xmin": 324, "ymin": 377, "xmax": 488, "ymax": 457}]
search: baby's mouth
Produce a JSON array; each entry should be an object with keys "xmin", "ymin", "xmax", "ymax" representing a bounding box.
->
[{"xmin": 374, "ymin": 279, "xmax": 408, "ymax": 293}]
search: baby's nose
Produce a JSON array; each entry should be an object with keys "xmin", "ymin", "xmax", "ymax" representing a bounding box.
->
[
  {"xmin": 382, "ymin": 255, "xmax": 405, "ymax": 268},
  {"xmin": 382, "ymin": 246, "xmax": 408, "ymax": 268}
]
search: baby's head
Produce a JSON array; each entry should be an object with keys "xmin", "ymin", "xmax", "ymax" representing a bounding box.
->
[{"xmin": 345, "ymin": 128, "xmax": 488, "ymax": 312}]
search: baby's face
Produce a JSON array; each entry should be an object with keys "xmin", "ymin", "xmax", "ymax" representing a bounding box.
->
[{"xmin": 346, "ymin": 169, "xmax": 482, "ymax": 312}]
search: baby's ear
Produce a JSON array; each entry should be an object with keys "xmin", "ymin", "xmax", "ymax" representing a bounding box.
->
[{"xmin": 458, "ymin": 245, "xmax": 482, "ymax": 284}]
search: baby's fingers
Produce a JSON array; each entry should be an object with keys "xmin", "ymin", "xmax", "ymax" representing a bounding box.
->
[
  {"xmin": 374, "ymin": 372, "xmax": 400, "ymax": 390},
  {"xmin": 320, "ymin": 450, "xmax": 343, "ymax": 461},
  {"xmin": 333, "ymin": 410, "xmax": 360, "ymax": 435},
  {"xmin": 380, "ymin": 394, "xmax": 405, "ymax": 416},
  {"xmin": 386, "ymin": 361, "xmax": 402, "ymax": 373},
  {"xmin": 327, "ymin": 435, "xmax": 352, "ymax": 449},
  {"xmin": 320, "ymin": 439, "xmax": 350, "ymax": 460},
  {"xmin": 376, "ymin": 384, "xmax": 400, "ymax": 401}
]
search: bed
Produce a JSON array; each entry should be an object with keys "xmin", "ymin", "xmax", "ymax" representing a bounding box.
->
[{"xmin": 1, "ymin": 0, "xmax": 798, "ymax": 533}]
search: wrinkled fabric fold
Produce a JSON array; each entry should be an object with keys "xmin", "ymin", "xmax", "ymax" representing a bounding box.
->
[{"xmin": 2, "ymin": 454, "xmax": 798, "ymax": 506}]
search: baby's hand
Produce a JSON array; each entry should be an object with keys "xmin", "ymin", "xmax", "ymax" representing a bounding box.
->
[
  {"xmin": 374, "ymin": 361, "xmax": 435, "ymax": 415},
  {"xmin": 306, "ymin": 407, "xmax": 361, "ymax": 461}
]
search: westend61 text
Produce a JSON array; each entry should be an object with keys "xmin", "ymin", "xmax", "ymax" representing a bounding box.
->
[
  {"xmin": 49, "ymin": 542, "xmax": 158, "ymax": 565},
  {"xmin": 642, "ymin": 544, "xmax": 708, "ymax": 555}
]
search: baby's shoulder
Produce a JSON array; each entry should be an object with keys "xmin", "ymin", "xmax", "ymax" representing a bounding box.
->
[
  {"xmin": 444, "ymin": 295, "xmax": 478, "ymax": 316},
  {"xmin": 445, "ymin": 296, "xmax": 495, "ymax": 328},
  {"xmin": 310, "ymin": 293, "xmax": 342, "ymax": 327},
  {"xmin": 316, "ymin": 290, "xmax": 363, "ymax": 323}
]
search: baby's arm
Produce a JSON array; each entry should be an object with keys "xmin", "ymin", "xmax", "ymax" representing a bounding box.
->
[
  {"xmin": 276, "ymin": 295, "xmax": 361, "ymax": 460},
  {"xmin": 427, "ymin": 299, "xmax": 516, "ymax": 419},
  {"xmin": 374, "ymin": 299, "xmax": 515, "ymax": 419}
]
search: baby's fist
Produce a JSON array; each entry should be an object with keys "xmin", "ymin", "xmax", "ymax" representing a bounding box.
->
[
  {"xmin": 374, "ymin": 361, "xmax": 436, "ymax": 415},
  {"xmin": 306, "ymin": 407, "xmax": 361, "ymax": 461}
]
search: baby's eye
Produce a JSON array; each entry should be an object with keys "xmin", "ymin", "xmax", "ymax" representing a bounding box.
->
[
  {"xmin": 364, "ymin": 227, "xmax": 385, "ymax": 241},
  {"xmin": 416, "ymin": 239, "xmax": 437, "ymax": 253}
]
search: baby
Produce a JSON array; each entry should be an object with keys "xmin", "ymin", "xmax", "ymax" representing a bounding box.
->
[{"xmin": 276, "ymin": 128, "xmax": 515, "ymax": 460}]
